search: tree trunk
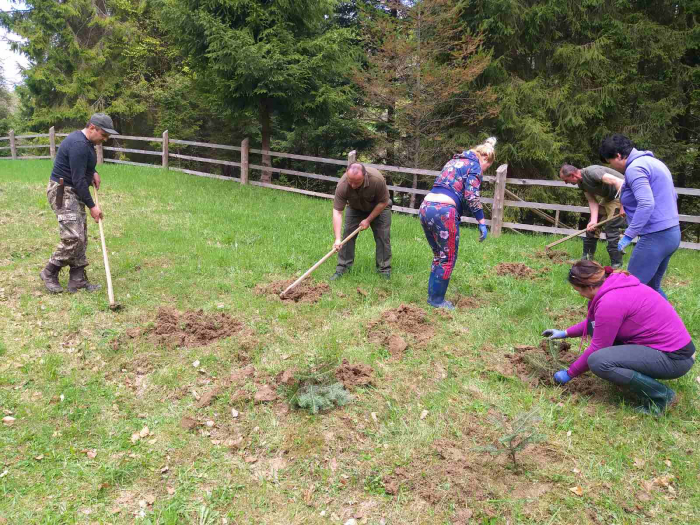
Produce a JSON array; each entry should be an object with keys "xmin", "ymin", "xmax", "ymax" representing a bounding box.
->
[{"xmin": 259, "ymin": 97, "xmax": 273, "ymax": 183}]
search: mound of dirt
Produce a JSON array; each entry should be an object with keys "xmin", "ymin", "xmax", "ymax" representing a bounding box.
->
[
  {"xmin": 533, "ymin": 249, "xmax": 574, "ymax": 264},
  {"xmin": 500, "ymin": 340, "xmax": 611, "ymax": 397},
  {"xmin": 494, "ymin": 263, "xmax": 538, "ymax": 279},
  {"xmin": 453, "ymin": 295, "xmax": 480, "ymax": 309},
  {"xmin": 366, "ymin": 304, "xmax": 435, "ymax": 357},
  {"xmin": 144, "ymin": 307, "xmax": 245, "ymax": 348},
  {"xmin": 335, "ymin": 359, "xmax": 373, "ymax": 389},
  {"xmin": 255, "ymin": 279, "xmax": 330, "ymax": 303}
]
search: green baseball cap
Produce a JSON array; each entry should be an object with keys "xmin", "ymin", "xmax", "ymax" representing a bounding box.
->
[{"xmin": 89, "ymin": 113, "xmax": 119, "ymax": 135}]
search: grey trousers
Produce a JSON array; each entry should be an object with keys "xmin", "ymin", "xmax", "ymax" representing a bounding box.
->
[
  {"xmin": 336, "ymin": 207, "xmax": 392, "ymax": 274},
  {"xmin": 585, "ymin": 320, "xmax": 695, "ymax": 386}
]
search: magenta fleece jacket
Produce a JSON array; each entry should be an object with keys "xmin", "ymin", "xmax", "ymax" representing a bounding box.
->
[{"xmin": 565, "ymin": 273, "xmax": 691, "ymax": 378}]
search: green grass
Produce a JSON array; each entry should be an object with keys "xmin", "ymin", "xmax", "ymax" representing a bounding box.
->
[{"xmin": 1, "ymin": 159, "xmax": 699, "ymax": 524}]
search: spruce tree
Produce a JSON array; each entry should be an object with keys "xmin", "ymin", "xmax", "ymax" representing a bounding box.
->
[{"xmin": 159, "ymin": 0, "xmax": 359, "ymax": 183}]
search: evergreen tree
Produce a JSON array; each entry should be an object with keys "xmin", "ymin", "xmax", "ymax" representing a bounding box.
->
[
  {"xmin": 0, "ymin": 0, "xmax": 183, "ymax": 134},
  {"xmin": 460, "ymin": 0, "xmax": 700, "ymax": 184},
  {"xmin": 159, "ymin": 0, "xmax": 360, "ymax": 183},
  {"xmin": 354, "ymin": 0, "xmax": 495, "ymax": 206},
  {"xmin": 0, "ymin": 65, "xmax": 16, "ymax": 142}
]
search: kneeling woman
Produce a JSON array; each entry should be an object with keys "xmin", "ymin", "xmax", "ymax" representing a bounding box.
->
[
  {"xmin": 419, "ymin": 137, "xmax": 496, "ymax": 309},
  {"xmin": 543, "ymin": 260, "xmax": 694, "ymax": 414}
]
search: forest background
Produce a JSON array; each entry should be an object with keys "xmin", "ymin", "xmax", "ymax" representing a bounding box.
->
[{"xmin": 2, "ymin": 0, "xmax": 699, "ymax": 231}]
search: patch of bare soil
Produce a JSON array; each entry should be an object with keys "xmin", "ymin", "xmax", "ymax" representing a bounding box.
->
[
  {"xmin": 335, "ymin": 359, "xmax": 373, "ymax": 390},
  {"xmin": 453, "ymin": 295, "xmax": 480, "ymax": 309},
  {"xmin": 366, "ymin": 304, "xmax": 435, "ymax": 357},
  {"xmin": 499, "ymin": 340, "xmax": 613, "ymax": 398},
  {"xmin": 255, "ymin": 279, "xmax": 330, "ymax": 303},
  {"xmin": 382, "ymin": 427, "xmax": 559, "ymax": 507},
  {"xmin": 533, "ymin": 249, "xmax": 575, "ymax": 264},
  {"xmin": 138, "ymin": 307, "xmax": 245, "ymax": 348},
  {"xmin": 495, "ymin": 262, "xmax": 549, "ymax": 279}
]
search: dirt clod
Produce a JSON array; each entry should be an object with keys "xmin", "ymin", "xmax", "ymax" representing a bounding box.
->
[
  {"xmin": 387, "ymin": 335, "xmax": 408, "ymax": 359},
  {"xmin": 196, "ymin": 386, "xmax": 221, "ymax": 408},
  {"xmin": 180, "ymin": 416, "xmax": 199, "ymax": 430},
  {"xmin": 535, "ymin": 249, "xmax": 572, "ymax": 264},
  {"xmin": 367, "ymin": 304, "xmax": 435, "ymax": 355},
  {"xmin": 454, "ymin": 295, "xmax": 479, "ymax": 309},
  {"xmin": 145, "ymin": 307, "xmax": 244, "ymax": 348},
  {"xmin": 254, "ymin": 385, "xmax": 278, "ymax": 403},
  {"xmin": 255, "ymin": 279, "xmax": 330, "ymax": 303},
  {"xmin": 495, "ymin": 263, "xmax": 539, "ymax": 279},
  {"xmin": 335, "ymin": 359, "xmax": 373, "ymax": 389},
  {"xmin": 275, "ymin": 369, "xmax": 296, "ymax": 386}
]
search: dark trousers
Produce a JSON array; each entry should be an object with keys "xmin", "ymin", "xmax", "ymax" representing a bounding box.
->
[
  {"xmin": 336, "ymin": 207, "xmax": 392, "ymax": 274},
  {"xmin": 583, "ymin": 202, "xmax": 625, "ymax": 260},
  {"xmin": 585, "ymin": 321, "xmax": 694, "ymax": 385}
]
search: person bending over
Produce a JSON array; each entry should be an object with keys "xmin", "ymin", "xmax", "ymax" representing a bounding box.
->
[{"xmin": 418, "ymin": 137, "xmax": 496, "ymax": 310}]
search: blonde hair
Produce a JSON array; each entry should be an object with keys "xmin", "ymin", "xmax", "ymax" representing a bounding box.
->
[{"xmin": 472, "ymin": 136, "xmax": 497, "ymax": 163}]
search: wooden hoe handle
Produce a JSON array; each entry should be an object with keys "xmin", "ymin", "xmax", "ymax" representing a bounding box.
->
[
  {"xmin": 545, "ymin": 214, "xmax": 622, "ymax": 250},
  {"xmin": 280, "ymin": 227, "xmax": 363, "ymax": 298}
]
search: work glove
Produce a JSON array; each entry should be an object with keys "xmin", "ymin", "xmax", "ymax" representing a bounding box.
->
[
  {"xmin": 478, "ymin": 224, "xmax": 488, "ymax": 242},
  {"xmin": 553, "ymin": 370, "xmax": 571, "ymax": 385},
  {"xmin": 618, "ymin": 235, "xmax": 633, "ymax": 253},
  {"xmin": 541, "ymin": 329, "xmax": 567, "ymax": 340}
]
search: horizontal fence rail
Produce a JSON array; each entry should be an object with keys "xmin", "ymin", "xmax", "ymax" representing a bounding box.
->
[{"xmin": 2, "ymin": 127, "xmax": 699, "ymax": 249}]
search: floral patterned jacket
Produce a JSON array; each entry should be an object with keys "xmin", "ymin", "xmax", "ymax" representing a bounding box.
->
[{"xmin": 432, "ymin": 151, "xmax": 484, "ymax": 221}]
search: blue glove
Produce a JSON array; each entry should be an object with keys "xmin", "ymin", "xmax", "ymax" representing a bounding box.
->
[
  {"xmin": 478, "ymin": 224, "xmax": 488, "ymax": 242},
  {"xmin": 554, "ymin": 370, "xmax": 571, "ymax": 385},
  {"xmin": 541, "ymin": 329, "xmax": 567, "ymax": 339},
  {"xmin": 618, "ymin": 235, "xmax": 633, "ymax": 253}
]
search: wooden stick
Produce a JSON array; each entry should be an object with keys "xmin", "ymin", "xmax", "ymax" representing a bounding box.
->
[
  {"xmin": 93, "ymin": 189, "xmax": 117, "ymax": 309},
  {"xmin": 280, "ymin": 227, "xmax": 362, "ymax": 298},
  {"xmin": 545, "ymin": 214, "xmax": 622, "ymax": 250}
]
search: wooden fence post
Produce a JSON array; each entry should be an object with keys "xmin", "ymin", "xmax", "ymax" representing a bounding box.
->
[
  {"xmin": 491, "ymin": 164, "xmax": 508, "ymax": 237},
  {"xmin": 49, "ymin": 126, "xmax": 56, "ymax": 159},
  {"xmin": 240, "ymin": 138, "xmax": 249, "ymax": 184},
  {"xmin": 348, "ymin": 150, "xmax": 356, "ymax": 165},
  {"xmin": 96, "ymin": 143, "xmax": 104, "ymax": 165},
  {"xmin": 9, "ymin": 130, "xmax": 17, "ymax": 160},
  {"xmin": 162, "ymin": 130, "xmax": 169, "ymax": 170}
]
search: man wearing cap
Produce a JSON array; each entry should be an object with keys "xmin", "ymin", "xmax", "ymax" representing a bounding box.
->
[
  {"xmin": 331, "ymin": 162, "xmax": 392, "ymax": 280},
  {"xmin": 40, "ymin": 113, "xmax": 118, "ymax": 293}
]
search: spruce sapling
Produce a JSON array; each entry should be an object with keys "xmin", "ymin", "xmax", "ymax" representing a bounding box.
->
[{"xmin": 475, "ymin": 409, "xmax": 546, "ymax": 471}]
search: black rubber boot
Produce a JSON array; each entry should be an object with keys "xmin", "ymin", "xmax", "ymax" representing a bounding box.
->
[
  {"xmin": 608, "ymin": 247, "xmax": 624, "ymax": 269},
  {"xmin": 626, "ymin": 372, "xmax": 676, "ymax": 415},
  {"xmin": 582, "ymin": 237, "xmax": 597, "ymax": 261},
  {"xmin": 40, "ymin": 262, "xmax": 64, "ymax": 294},
  {"xmin": 67, "ymin": 266, "xmax": 101, "ymax": 293}
]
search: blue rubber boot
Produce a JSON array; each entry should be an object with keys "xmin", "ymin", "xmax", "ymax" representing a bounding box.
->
[{"xmin": 427, "ymin": 272, "xmax": 454, "ymax": 310}]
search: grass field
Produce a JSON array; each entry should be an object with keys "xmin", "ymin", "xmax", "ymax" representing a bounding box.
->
[{"xmin": 1, "ymin": 160, "xmax": 699, "ymax": 525}]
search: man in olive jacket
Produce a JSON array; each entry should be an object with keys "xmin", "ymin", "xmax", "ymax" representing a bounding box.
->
[
  {"xmin": 331, "ymin": 162, "xmax": 392, "ymax": 280},
  {"xmin": 559, "ymin": 164, "xmax": 625, "ymax": 268}
]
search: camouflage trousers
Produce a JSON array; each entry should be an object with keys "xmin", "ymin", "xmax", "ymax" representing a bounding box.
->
[{"xmin": 46, "ymin": 180, "xmax": 89, "ymax": 268}]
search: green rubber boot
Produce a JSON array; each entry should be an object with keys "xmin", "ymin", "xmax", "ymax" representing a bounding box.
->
[{"xmin": 626, "ymin": 372, "xmax": 676, "ymax": 415}]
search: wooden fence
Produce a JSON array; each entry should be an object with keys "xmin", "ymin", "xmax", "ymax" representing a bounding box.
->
[{"xmin": 2, "ymin": 128, "xmax": 700, "ymax": 250}]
